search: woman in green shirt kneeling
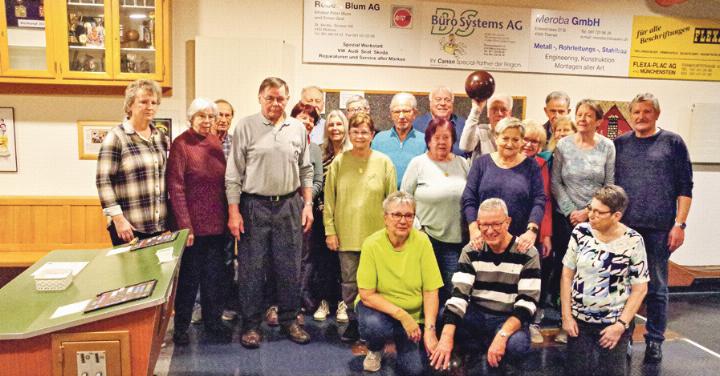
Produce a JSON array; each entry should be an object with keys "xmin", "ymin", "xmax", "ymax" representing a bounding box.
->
[{"xmin": 356, "ymin": 191, "xmax": 444, "ymax": 374}]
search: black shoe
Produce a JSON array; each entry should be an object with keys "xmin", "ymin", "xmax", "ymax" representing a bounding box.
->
[
  {"xmin": 644, "ymin": 341, "xmax": 663, "ymax": 363},
  {"xmin": 340, "ymin": 320, "xmax": 360, "ymax": 343},
  {"xmin": 173, "ymin": 331, "xmax": 190, "ymax": 346}
]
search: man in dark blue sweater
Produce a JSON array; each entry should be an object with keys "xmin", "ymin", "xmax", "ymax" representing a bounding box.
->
[{"xmin": 614, "ymin": 93, "xmax": 693, "ymax": 364}]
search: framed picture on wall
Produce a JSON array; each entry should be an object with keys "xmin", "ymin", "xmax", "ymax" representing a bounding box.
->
[
  {"xmin": 0, "ymin": 107, "xmax": 18, "ymax": 172},
  {"xmin": 77, "ymin": 121, "xmax": 115, "ymax": 160},
  {"xmin": 152, "ymin": 118, "xmax": 172, "ymax": 140}
]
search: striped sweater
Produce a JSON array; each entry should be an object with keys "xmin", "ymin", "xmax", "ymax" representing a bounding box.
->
[{"xmin": 442, "ymin": 238, "xmax": 541, "ymax": 326}]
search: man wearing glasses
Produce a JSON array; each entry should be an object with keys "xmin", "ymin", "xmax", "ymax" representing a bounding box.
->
[
  {"xmin": 345, "ymin": 94, "xmax": 371, "ymax": 117},
  {"xmin": 226, "ymin": 77, "xmax": 314, "ymax": 348},
  {"xmin": 459, "ymin": 94, "xmax": 513, "ymax": 163},
  {"xmin": 413, "ymin": 86, "xmax": 466, "ymax": 156},
  {"xmin": 372, "ymin": 92, "xmax": 427, "ymax": 188},
  {"xmin": 430, "ymin": 198, "xmax": 540, "ymax": 374}
]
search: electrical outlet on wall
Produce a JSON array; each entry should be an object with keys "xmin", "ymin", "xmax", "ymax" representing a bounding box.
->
[{"xmin": 76, "ymin": 351, "xmax": 107, "ymax": 376}]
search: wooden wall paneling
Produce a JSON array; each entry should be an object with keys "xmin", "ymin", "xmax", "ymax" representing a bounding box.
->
[
  {"xmin": 85, "ymin": 205, "xmax": 108, "ymax": 244},
  {"xmin": 0, "ymin": 205, "xmax": 12, "ymax": 241},
  {"xmin": 0, "ymin": 197, "xmax": 111, "ymax": 267},
  {"xmin": 46, "ymin": 205, "xmax": 70, "ymax": 244},
  {"xmin": 16, "ymin": 205, "xmax": 33, "ymax": 244},
  {"xmin": 71, "ymin": 205, "xmax": 87, "ymax": 244},
  {"xmin": 32, "ymin": 205, "xmax": 48, "ymax": 245}
]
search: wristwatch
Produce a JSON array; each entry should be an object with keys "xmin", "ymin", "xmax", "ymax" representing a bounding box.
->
[
  {"xmin": 617, "ymin": 318, "xmax": 630, "ymax": 330},
  {"xmin": 526, "ymin": 225, "xmax": 539, "ymax": 234},
  {"xmin": 498, "ymin": 330, "xmax": 509, "ymax": 338},
  {"xmin": 674, "ymin": 222, "xmax": 687, "ymax": 230},
  {"xmin": 304, "ymin": 201, "xmax": 313, "ymax": 207}
]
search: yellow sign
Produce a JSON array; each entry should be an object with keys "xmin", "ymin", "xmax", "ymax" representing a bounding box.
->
[{"xmin": 629, "ymin": 15, "xmax": 720, "ymax": 81}]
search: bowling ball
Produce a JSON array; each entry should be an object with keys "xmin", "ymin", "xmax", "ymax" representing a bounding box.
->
[{"xmin": 464, "ymin": 70, "xmax": 495, "ymax": 101}]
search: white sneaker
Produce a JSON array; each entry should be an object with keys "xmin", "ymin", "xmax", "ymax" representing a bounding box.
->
[
  {"xmin": 336, "ymin": 301, "xmax": 349, "ymax": 323},
  {"xmin": 313, "ymin": 300, "xmax": 330, "ymax": 321},
  {"xmin": 555, "ymin": 329, "xmax": 568, "ymax": 344},
  {"xmin": 530, "ymin": 324, "xmax": 544, "ymax": 344},
  {"xmin": 363, "ymin": 350, "xmax": 382, "ymax": 372}
]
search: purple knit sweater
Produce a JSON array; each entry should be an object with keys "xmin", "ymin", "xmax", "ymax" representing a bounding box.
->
[{"xmin": 167, "ymin": 128, "xmax": 228, "ymax": 236}]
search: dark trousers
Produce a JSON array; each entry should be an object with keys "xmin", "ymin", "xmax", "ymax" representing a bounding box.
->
[
  {"xmin": 357, "ymin": 302, "xmax": 426, "ymax": 376},
  {"xmin": 238, "ymin": 194, "xmax": 303, "ymax": 329},
  {"xmin": 636, "ymin": 227, "xmax": 670, "ymax": 344},
  {"xmin": 222, "ymin": 234, "xmax": 239, "ymax": 312},
  {"xmin": 445, "ymin": 305, "xmax": 531, "ymax": 366},
  {"xmin": 107, "ymin": 221, "xmax": 162, "ymax": 246},
  {"xmin": 538, "ymin": 251, "xmax": 554, "ymax": 315},
  {"xmin": 173, "ymin": 234, "xmax": 226, "ymax": 333},
  {"xmin": 304, "ymin": 206, "xmax": 341, "ymax": 309},
  {"xmin": 566, "ymin": 320, "xmax": 632, "ymax": 376},
  {"xmin": 549, "ymin": 210, "xmax": 574, "ymax": 304},
  {"xmin": 428, "ymin": 236, "xmax": 462, "ymax": 307}
]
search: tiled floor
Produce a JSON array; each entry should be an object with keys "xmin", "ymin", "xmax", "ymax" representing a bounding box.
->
[{"xmin": 155, "ymin": 289, "xmax": 720, "ymax": 375}]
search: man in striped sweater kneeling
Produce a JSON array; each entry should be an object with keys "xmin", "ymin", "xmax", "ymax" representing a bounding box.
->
[{"xmin": 430, "ymin": 198, "xmax": 541, "ymax": 374}]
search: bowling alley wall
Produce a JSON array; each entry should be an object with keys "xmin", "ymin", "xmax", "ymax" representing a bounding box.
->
[{"xmin": 0, "ymin": 0, "xmax": 718, "ymax": 265}]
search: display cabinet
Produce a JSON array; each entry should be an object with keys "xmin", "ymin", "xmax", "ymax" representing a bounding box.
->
[
  {"xmin": 0, "ymin": 0, "xmax": 170, "ymax": 91},
  {"xmin": 0, "ymin": 0, "xmax": 56, "ymax": 78}
]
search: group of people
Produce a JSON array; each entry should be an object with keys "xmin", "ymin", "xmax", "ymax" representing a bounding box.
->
[{"xmin": 96, "ymin": 78, "xmax": 693, "ymax": 375}]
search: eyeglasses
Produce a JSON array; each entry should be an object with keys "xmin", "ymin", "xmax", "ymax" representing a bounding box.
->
[
  {"xmin": 387, "ymin": 212, "xmax": 415, "ymax": 221},
  {"xmin": 349, "ymin": 130, "xmax": 372, "ymax": 137},
  {"xmin": 432, "ymin": 97, "xmax": 453, "ymax": 104},
  {"xmin": 586, "ymin": 204, "xmax": 612, "ymax": 216},
  {"xmin": 523, "ymin": 138, "xmax": 540, "ymax": 145},
  {"xmin": 262, "ymin": 96, "xmax": 288, "ymax": 104},
  {"xmin": 477, "ymin": 219, "xmax": 507, "ymax": 231},
  {"xmin": 347, "ymin": 107, "xmax": 368, "ymax": 114}
]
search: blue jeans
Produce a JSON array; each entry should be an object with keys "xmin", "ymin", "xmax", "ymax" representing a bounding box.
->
[
  {"xmin": 357, "ymin": 302, "xmax": 426, "ymax": 376},
  {"xmin": 428, "ymin": 236, "xmax": 463, "ymax": 307},
  {"xmin": 448, "ymin": 305, "xmax": 531, "ymax": 364},
  {"xmin": 636, "ymin": 227, "xmax": 670, "ymax": 343}
]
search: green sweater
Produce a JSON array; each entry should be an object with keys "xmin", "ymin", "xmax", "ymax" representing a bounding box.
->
[{"xmin": 323, "ymin": 150, "xmax": 397, "ymax": 251}]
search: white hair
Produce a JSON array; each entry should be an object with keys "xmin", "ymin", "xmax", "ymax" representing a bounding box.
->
[
  {"xmin": 390, "ymin": 92, "xmax": 418, "ymax": 110},
  {"xmin": 187, "ymin": 98, "xmax": 218, "ymax": 121},
  {"xmin": 383, "ymin": 191, "xmax": 416, "ymax": 212},
  {"xmin": 428, "ymin": 86, "xmax": 454, "ymax": 101},
  {"xmin": 478, "ymin": 198, "xmax": 508, "ymax": 217},
  {"xmin": 494, "ymin": 117, "xmax": 524, "ymax": 137},
  {"xmin": 487, "ymin": 94, "xmax": 513, "ymax": 112}
]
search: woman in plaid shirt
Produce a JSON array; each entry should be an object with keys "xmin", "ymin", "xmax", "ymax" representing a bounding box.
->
[{"xmin": 96, "ymin": 79, "xmax": 170, "ymax": 245}]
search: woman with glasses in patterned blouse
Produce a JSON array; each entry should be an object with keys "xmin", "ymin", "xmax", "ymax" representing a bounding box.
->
[{"xmin": 561, "ymin": 184, "xmax": 648, "ymax": 376}]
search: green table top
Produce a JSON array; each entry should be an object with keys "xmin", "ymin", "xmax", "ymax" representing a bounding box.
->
[{"xmin": 0, "ymin": 230, "xmax": 187, "ymax": 340}]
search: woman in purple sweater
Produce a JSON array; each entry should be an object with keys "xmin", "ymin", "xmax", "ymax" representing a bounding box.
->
[
  {"xmin": 167, "ymin": 98, "xmax": 231, "ymax": 345},
  {"xmin": 462, "ymin": 117, "xmax": 546, "ymax": 251}
]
